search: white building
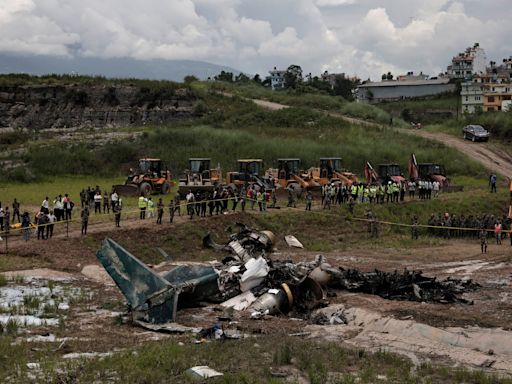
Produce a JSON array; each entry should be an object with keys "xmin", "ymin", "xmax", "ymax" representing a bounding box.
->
[
  {"xmin": 461, "ymin": 81, "xmax": 483, "ymax": 114},
  {"xmin": 269, "ymin": 67, "xmax": 286, "ymax": 90},
  {"xmin": 355, "ymin": 78, "xmax": 454, "ymax": 103},
  {"xmin": 447, "ymin": 43, "xmax": 486, "ymax": 80}
]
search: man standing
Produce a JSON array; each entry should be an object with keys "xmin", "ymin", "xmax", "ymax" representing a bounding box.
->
[
  {"xmin": 12, "ymin": 198, "xmax": 20, "ymax": 224},
  {"xmin": 168, "ymin": 200, "xmax": 175, "ymax": 224},
  {"xmin": 479, "ymin": 228, "xmax": 488, "ymax": 253},
  {"xmin": 147, "ymin": 197, "xmax": 155, "ymax": 218},
  {"xmin": 63, "ymin": 194, "xmax": 73, "ymax": 220},
  {"xmin": 138, "ymin": 194, "xmax": 147, "ymax": 219},
  {"xmin": 94, "ymin": 191, "xmax": 102, "ymax": 214},
  {"xmin": 113, "ymin": 202, "xmax": 122, "ymax": 227},
  {"xmin": 110, "ymin": 189, "xmax": 119, "ymax": 211},
  {"xmin": 81, "ymin": 206, "xmax": 89, "ymax": 235},
  {"xmin": 494, "ymin": 221, "xmax": 502, "ymax": 245},
  {"xmin": 46, "ymin": 210, "xmax": 56, "ymax": 239},
  {"xmin": 411, "ymin": 215, "xmax": 419, "ymax": 240},
  {"xmin": 103, "ymin": 191, "xmax": 110, "ymax": 214},
  {"xmin": 156, "ymin": 198, "xmax": 164, "ymax": 224},
  {"xmin": 490, "ymin": 173, "xmax": 497, "ymax": 193},
  {"xmin": 305, "ymin": 190, "xmax": 313, "ymax": 211},
  {"xmin": 186, "ymin": 190, "xmax": 195, "ymax": 219},
  {"xmin": 41, "ymin": 197, "xmax": 49, "ymax": 214}
]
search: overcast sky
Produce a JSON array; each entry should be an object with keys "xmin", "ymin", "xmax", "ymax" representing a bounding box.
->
[{"xmin": 1, "ymin": 0, "xmax": 511, "ymax": 80}]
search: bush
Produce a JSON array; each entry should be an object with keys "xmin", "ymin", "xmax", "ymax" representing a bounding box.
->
[{"xmin": 340, "ymin": 102, "xmax": 393, "ymax": 125}]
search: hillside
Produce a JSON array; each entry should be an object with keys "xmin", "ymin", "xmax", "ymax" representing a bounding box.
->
[{"xmin": 0, "ymin": 54, "xmax": 242, "ymax": 81}]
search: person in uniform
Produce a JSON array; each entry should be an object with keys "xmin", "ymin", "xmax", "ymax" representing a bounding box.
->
[{"xmin": 479, "ymin": 227, "xmax": 488, "ymax": 253}]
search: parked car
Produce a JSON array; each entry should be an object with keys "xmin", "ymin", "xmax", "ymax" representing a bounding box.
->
[{"xmin": 462, "ymin": 124, "xmax": 490, "ymax": 142}]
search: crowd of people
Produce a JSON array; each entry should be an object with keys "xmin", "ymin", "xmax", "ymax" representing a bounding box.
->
[{"xmin": 0, "ymin": 179, "xmax": 510, "ymax": 251}]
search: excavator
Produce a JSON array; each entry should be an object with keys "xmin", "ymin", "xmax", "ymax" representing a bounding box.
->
[
  {"xmin": 266, "ymin": 158, "xmax": 319, "ymax": 191},
  {"xmin": 178, "ymin": 158, "xmax": 221, "ymax": 196},
  {"xmin": 408, "ymin": 153, "xmax": 446, "ymax": 186},
  {"xmin": 225, "ymin": 159, "xmax": 273, "ymax": 191},
  {"xmin": 365, "ymin": 161, "xmax": 406, "ymax": 185},
  {"xmin": 113, "ymin": 158, "xmax": 174, "ymax": 196},
  {"xmin": 309, "ymin": 157, "xmax": 358, "ymax": 186}
]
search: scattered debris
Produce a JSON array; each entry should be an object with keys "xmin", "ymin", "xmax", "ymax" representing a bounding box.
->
[
  {"xmin": 285, "ymin": 235, "xmax": 304, "ymax": 249},
  {"xmin": 133, "ymin": 321, "xmax": 201, "ymax": 334},
  {"xmin": 96, "ymin": 224, "xmax": 479, "ymax": 330},
  {"xmin": 186, "ymin": 366, "xmax": 223, "ymax": 380}
]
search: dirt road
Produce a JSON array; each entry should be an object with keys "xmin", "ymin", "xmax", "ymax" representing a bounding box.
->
[{"xmin": 249, "ymin": 96, "xmax": 512, "ymax": 178}]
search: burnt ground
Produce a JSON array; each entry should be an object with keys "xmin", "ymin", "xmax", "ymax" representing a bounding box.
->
[{"xmin": 2, "ymin": 209, "xmax": 512, "ymax": 375}]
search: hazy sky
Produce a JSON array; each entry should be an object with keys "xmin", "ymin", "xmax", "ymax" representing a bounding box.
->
[{"xmin": 1, "ymin": 0, "xmax": 511, "ymax": 80}]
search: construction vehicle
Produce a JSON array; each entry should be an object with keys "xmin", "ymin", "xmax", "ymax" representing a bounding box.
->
[
  {"xmin": 178, "ymin": 158, "xmax": 221, "ymax": 196},
  {"xmin": 364, "ymin": 161, "xmax": 405, "ymax": 185},
  {"xmin": 225, "ymin": 159, "xmax": 273, "ymax": 190},
  {"xmin": 309, "ymin": 157, "xmax": 358, "ymax": 186},
  {"xmin": 408, "ymin": 153, "xmax": 447, "ymax": 186},
  {"xmin": 266, "ymin": 158, "xmax": 319, "ymax": 190},
  {"xmin": 113, "ymin": 158, "xmax": 173, "ymax": 196}
]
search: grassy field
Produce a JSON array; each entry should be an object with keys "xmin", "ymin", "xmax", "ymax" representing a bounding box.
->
[
  {"xmin": 376, "ymin": 94, "xmax": 458, "ymax": 125},
  {"xmin": 1, "ymin": 333, "xmax": 511, "ymax": 383}
]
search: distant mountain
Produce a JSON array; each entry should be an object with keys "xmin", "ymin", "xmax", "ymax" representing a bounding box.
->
[{"xmin": 0, "ymin": 54, "xmax": 243, "ymax": 81}]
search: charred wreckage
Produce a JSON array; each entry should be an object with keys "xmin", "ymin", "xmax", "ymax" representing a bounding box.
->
[{"xmin": 96, "ymin": 224, "xmax": 478, "ymax": 330}]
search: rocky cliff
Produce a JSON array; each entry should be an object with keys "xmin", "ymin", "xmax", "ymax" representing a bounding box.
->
[{"xmin": 0, "ymin": 85, "xmax": 197, "ymax": 130}]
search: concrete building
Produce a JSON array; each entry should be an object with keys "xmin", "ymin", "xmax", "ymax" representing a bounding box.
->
[
  {"xmin": 396, "ymin": 72, "xmax": 429, "ymax": 81},
  {"xmin": 269, "ymin": 67, "xmax": 286, "ymax": 90},
  {"xmin": 355, "ymin": 78, "xmax": 454, "ymax": 103},
  {"xmin": 461, "ymin": 81, "xmax": 484, "ymax": 114},
  {"xmin": 447, "ymin": 43, "xmax": 486, "ymax": 80},
  {"xmin": 482, "ymin": 82, "xmax": 512, "ymax": 112}
]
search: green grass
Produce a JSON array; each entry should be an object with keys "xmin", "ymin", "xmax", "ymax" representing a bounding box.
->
[
  {"xmin": 376, "ymin": 94, "xmax": 458, "ymax": 125},
  {"xmin": 1, "ymin": 336, "xmax": 510, "ymax": 383}
]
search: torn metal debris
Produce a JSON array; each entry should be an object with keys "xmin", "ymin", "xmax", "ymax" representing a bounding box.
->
[{"xmin": 96, "ymin": 224, "xmax": 479, "ymax": 328}]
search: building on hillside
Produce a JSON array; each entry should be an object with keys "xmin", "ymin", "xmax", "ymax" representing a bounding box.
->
[
  {"xmin": 269, "ymin": 67, "xmax": 286, "ymax": 90},
  {"xmin": 447, "ymin": 43, "xmax": 486, "ymax": 80},
  {"xmin": 482, "ymin": 82, "xmax": 512, "ymax": 112},
  {"xmin": 461, "ymin": 81, "xmax": 484, "ymax": 114},
  {"xmin": 354, "ymin": 78, "xmax": 454, "ymax": 103}
]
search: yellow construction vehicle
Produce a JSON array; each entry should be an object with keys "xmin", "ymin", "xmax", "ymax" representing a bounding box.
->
[
  {"xmin": 113, "ymin": 158, "xmax": 174, "ymax": 196},
  {"xmin": 178, "ymin": 158, "xmax": 221, "ymax": 196},
  {"xmin": 309, "ymin": 157, "xmax": 358, "ymax": 186},
  {"xmin": 266, "ymin": 158, "xmax": 319, "ymax": 190}
]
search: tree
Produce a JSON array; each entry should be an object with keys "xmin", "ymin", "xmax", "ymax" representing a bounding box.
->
[
  {"xmin": 284, "ymin": 64, "xmax": 303, "ymax": 89},
  {"xmin": 386, "ymin": 72, "xmax": 393, "ymax": 80},
  {"xmin": 235, "ymin": 73, "xmax": 250, "ymax": 83},
  {"xmin": 184, "ymin": 75, "xmax": 199, "ymax": 84},
  {"xmin": 253, "ymin": 74, "xmax": 261, "ymax": 84},
  {"xmin": 214, "ymin": 70, "xmax": 234, "ymax": 82},
  {"xmin": 332, "ymin": 74, "xmax": 358, "ymax": 101}
]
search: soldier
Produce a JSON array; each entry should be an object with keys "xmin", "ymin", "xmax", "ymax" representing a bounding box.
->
[
  {"xmin": 113, "ymin": 202, "xmax": 122, "ymax": 227},
  {"xmin": 479, "ymin": 227, "xmax": 488, "ymax": 253},
  {"xmin": 168, "ymin": 199, "xmax": 175, "ymax": 224},
  {"xmin": 348, "ymin": 196, "xmax": 355, "ymax": 215},
  {"xmin": 411, "ymin": 215, "xmax": 419, "ymax": 240},
  {"xmin": 81, "ymin": 206, "xmax": 89, "ymax": 235},
  {"xmin": 156, "ymin": 198, "xmax": 164, "ymax": 224},
  {"xmin": 370, "ymin": 211, "xmax": 379, "ymax": 238},
  {"xmin": 12, "ymin": 198, "xmax": 21, "ymax": 224},
  {"xmin": 103, "ymin": 191, "xmax": 110, "ymax": 214},
  {"xmin": 305, "ymin": 190, "xmax": 313, "ymax": 211}
]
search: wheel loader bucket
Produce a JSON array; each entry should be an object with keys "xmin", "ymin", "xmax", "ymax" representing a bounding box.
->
[{"xmin": 113, "ymin": 183, "xmax": 140, "ymax": 196}]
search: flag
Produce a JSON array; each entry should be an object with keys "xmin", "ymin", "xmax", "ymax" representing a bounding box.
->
[
  {"xmin": 408, "ymin": 153, "xmax": 418, "ymax": 180},
  {"xmin": 364, "ymin": 161, "xmax": 378, "ymax": 184}
]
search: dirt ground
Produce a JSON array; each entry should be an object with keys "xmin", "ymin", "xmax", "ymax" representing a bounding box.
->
[{"xmin": 2, "ymin": 209, "xmax": 512, "ymax": 376}]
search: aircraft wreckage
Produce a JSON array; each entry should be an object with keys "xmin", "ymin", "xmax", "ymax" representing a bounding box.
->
[{"xmin": 96, "ymin": 224, "xmax": 479, "ymax": 326}]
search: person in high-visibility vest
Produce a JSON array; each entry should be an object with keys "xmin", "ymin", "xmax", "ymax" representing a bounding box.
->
[
  {"xmin": 138, "ymin": 194, "xmax": 147, "ymax": 220},
  {"xmin": 147, "ymin": 197, "xmax": 155, "ymax": 218}
]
